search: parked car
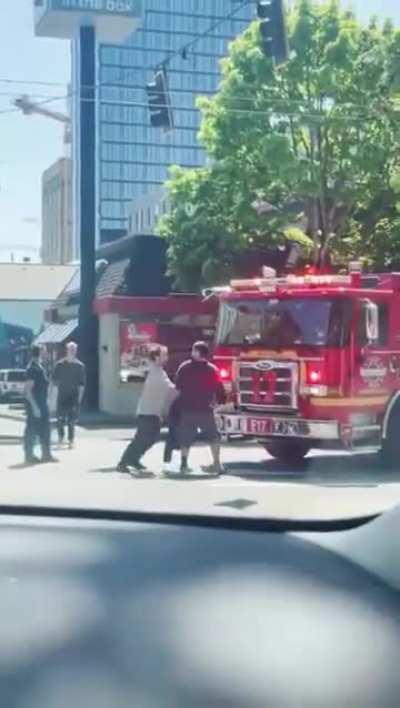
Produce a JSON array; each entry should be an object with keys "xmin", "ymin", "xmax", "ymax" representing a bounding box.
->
[{"xmin": 0, "ymin": 369, "xmax": 26, "ymax": 403}]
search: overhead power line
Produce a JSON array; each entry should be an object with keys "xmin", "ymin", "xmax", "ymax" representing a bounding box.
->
[
  {"xmin": 154, "ymin": 0, "xmax": 253, "ymax": 70},
  {"xmin": 7, "ymin": 92, "xmax": 392, "ymax": 125}
]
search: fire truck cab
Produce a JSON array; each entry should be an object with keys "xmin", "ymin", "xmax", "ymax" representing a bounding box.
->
[{"xmin": 212, "ymin": 266, "xmax": 400, "ymax": 465}]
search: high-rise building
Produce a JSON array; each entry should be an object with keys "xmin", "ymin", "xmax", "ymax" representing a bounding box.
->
[
  {"xmin": 41, "ymin": 157, "xmax": 73, "ymax": 265},
  {"xmin": 70, "ymin": 0, "xmax": 253, "ymax": 253}
]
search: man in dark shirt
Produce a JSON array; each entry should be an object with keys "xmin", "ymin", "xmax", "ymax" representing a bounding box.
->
[
  {"xmin": 24, "ymin": 344, "xmax": 55, "ymax": 465},
  {"xmin": 175, "ymin": 341, "xmax": 226, "ymax": 475},
  {"xmin": 53, "ymin": 342, "xmax": 86, "ymax": 448}
]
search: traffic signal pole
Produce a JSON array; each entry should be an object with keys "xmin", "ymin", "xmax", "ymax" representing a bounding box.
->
[{"xmin": 78, "ymin": 25, "xmax": 99, "ymax": 411}]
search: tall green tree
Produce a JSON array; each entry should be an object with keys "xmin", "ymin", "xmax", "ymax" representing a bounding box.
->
[{"xmin": 159, "ymin": 0, "xmax": 400, "ymax": 290}]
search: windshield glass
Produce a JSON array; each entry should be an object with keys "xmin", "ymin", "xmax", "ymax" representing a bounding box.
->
[
  {"xmin": 1, "ymin": 0, "xmax": 400, "ymax": 529},
  {"xmin": 216, "ymin": 298, "xmax": 344, "ymax": 348}
]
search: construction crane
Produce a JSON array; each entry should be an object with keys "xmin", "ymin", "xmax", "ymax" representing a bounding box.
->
[{"xmin": 13, "ymin": 95, "xmax": 71, "ymax": 144}]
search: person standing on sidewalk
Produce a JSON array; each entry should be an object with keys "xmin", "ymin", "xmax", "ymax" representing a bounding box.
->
[
  {"xmin": 24, "ymin": 345, "xmax": 56, "ymax": 465},
  {"xmin": 53, "ymin": 342, "xmax": 86, "ymax": 449},
  {"xmin": 176, "ymin": 341, "xmax": 226, "ymax": 475},
  {"xmin": 117, "ymin": 345, "xmax": 176, "ymax": 474}
]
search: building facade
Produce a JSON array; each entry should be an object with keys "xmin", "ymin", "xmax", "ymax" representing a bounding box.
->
[
  {"xmin": 42, "ymin": 157, "xmax": 73, "ymax": 264},
  {"xmin": 69, "ymin": 0, "xmax": 253, "ymax": 254},
  {"xmin": 128, "ymin": 186, "xmax": 169, "ymax": 236}
]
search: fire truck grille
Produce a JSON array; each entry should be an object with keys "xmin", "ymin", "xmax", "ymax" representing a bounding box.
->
[{"xmin": 238, "ymin": 361, "xmax": 298, "ymax": 411}]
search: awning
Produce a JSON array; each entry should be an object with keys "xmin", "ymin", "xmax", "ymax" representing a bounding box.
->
[{"xmin": 34, "ymin": 319, "xmax": 78, "ymax": 346}]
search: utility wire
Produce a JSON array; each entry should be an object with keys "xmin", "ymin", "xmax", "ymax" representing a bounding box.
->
[
  {"xmin": 0, "ymin": 94, "xmax": 69, "ymax": 116},
  {"xmin": 0, "ymin": 0, "xmax": 253, "ymax": 93},
  {"xmin": 1, "ymin": 84, "xmax": 396, "ymax": 119},
  {"xmin": 2, "ymin": 89, "xmax": 391, "ymax": 125},
  {"xmin": 155, "ymin": 0, "xmax": 253, "ymax": 70},
  {"xmin": 2, "ymin": 93, "xmax": 397, "ymax": 126}
]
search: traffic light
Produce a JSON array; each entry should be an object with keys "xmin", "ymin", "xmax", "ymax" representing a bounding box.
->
[
  {"xmin": 257, "ymin": 0, "xmax": 289, "ymax": 66},
  {"xmin": 146, "ymin": 67, "xmax": 173, "ymax": 130}
]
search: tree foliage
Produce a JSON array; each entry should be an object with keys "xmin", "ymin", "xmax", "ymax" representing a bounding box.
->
[{"xmin": 159, "ymin": 0, "xmax": 400, "ymax": 290}]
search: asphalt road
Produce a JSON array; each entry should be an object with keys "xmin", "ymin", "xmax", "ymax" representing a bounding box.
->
[{"xmin": 1, "ymin": 408, "xmax": 400, "ymax": 522}]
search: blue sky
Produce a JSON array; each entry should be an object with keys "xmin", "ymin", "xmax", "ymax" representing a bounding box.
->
[
  {"xmin": 0, "ymin": 0, "xmax": 69, "ymax": 262},
  {"xmin": 0, "ymin": 1, "xmax": 399, "ymax": 263}
]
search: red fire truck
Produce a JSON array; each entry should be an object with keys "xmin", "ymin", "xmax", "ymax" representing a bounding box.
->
[{"xmin": 212, "ymin": 265, "xmax": 400, "ymax": 465}]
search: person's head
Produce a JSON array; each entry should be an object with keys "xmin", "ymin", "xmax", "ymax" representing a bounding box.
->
[
  {"xmin": 191, "ymin": 341, "xmax": 210, "ymax": 362},
  {"xmin": 30, "ymin": 344, "xmax": 46, "ymax": 362},
  {"xmin": 149, "ymin": 345, "xmax": 168, "ymax": 367},
  {"xmin": 66, "ymin": 341, "xmax": 78, "ymax": 361}
]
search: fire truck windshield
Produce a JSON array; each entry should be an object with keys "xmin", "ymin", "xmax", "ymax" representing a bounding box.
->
[{"xmin": 216, "ymin": 298, "xmax": 346, "ymax": 348}]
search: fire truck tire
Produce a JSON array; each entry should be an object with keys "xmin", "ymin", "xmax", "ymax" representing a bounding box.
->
[
  {"xmin": 264, "ymin": 440, "xmax": 311, "ymax": 465},
  {"xmin": 381, "ymin": 409, "xmax": 400, "ymax": 467}
]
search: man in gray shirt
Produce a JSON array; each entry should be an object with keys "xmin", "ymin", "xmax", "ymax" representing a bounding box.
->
[
  {"xmin": 117, "ymin": 345, "xmax": 176, "ymax": 473},
  {"xmin": 53, "ymin": 341, "xmax": 86, "ymax": 448}
]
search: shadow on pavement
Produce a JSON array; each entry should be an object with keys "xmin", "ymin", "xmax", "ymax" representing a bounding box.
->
[
  {"xmin": 8, "ymin": 462, "xmax": 36, "ymax": 470},
  {"xmin": 89, "ymin": 466, "xmax": 120, "ymax": 475},
  {"xmin": 214, "ymin": 498, "xmax": 258, "ymax": 511},
  {"xmin": 224, "ymin": 452, "xmax": 399, "ymax": 486}
]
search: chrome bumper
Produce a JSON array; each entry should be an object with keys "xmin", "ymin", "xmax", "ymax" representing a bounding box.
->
[{"xmin": 216, "ymin": 412, "xmax": 340, "ymax": 441}]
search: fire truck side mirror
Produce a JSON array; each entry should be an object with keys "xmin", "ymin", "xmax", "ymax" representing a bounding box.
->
[{"xmin": 364, "ymin": 300, "xmax": 379, "ymax": 344}]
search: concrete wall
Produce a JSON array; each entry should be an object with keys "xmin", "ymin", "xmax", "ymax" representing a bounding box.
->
[
  {"xmin": 99, "ymin": 312, "xmax": 142, "ymax": 417},
  {"xmin": 42, "ymin": 158, "xmax": 73, "ymax": 265}
]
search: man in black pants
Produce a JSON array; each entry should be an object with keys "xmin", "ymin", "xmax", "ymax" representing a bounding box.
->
[
  {"xmin": 53, "ymin": 342, "xmax": 86, "ymax": 449},
  {"xmin": 24, "ymin": 345, "xmax": 56, "ymax": 465},
  {"xmin": 176, "ymin": 341, "xmax": 226, "ymax": 475},
  {"xmin": 117, "ymin": 346, "xmax": 176, "ymax": 473}
]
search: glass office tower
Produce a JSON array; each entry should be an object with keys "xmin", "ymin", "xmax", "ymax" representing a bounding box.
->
[{"xmin": 97, "ymin": 0, "xmax": 253, "ymax": 243}]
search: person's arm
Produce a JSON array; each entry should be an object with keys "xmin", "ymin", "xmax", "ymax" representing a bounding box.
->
[
  {"xmin": 78, "ymin": 365, "xmax": 86, "ymax": 406},
  {"xmin": 175, "ymin": 363, "xmax": 185, "ymax": 392},
  {"xmin": 25, "ymin": 379, "xmax": 40, "ymax": 418},
  {"xmin": 213, "ymin": 367, "xmax": 227, "ymax": 405},
  {"xmin": 160, "ymin": 373, "xmax": 179, "ymax": 419},
  {"xmin": 52, "ymin": 363, "xmax": 60, "ymax": 395}
]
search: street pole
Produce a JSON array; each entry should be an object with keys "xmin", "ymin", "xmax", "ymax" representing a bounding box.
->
[{"xmin": 78, "ymin": 25, "xmax": 98, "ymax": 411}]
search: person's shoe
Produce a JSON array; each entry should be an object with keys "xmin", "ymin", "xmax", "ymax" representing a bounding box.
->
[
  {"xmin": 205, "ymin": 464, "xmax": 227, "ymax": 476},
  {"xmin": 131, "ymin": 461, "xmax": 147, "ymax": 473},
  {"xmin": 68, "ymin": 441, "xmax": 75, "ymax": 450},
  {"xmin": 180, "ymin": 464, "xmax": 191, "ymax": 475},
  {"xmin": 41, "ymin": 455, "xmax": 59, "ymax": 464},
  {"xmin": 25, "ymin": 455, "xmax": 41, "ymax": 466},
  {"xmin": 116, "ymin": 462, "xmax": 131, "ymax": 474}
]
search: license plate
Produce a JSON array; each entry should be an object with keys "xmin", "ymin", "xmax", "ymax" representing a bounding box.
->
[{"xmin": 246, "ymin": 418, "xmax": 272, "ymax": 435}]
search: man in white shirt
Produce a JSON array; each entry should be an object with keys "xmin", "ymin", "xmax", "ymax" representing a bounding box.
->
[{"xmin": 117, "ymin": 345, "xmax": 176, "ymax": 473}]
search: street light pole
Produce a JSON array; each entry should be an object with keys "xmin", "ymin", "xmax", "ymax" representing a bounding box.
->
[{"xmin": 79, "ymin": 25, "xmax": 98, "ymax": 411}]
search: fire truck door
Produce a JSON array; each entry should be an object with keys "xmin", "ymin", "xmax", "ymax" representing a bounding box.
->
[{"xmin": 352, "ymin": 299, "xmax": 391, "ymax": 398}]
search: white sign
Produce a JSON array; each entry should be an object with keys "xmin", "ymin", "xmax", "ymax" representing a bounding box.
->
[{"xmin": 53, "ymin": 0, "xmax": 137, "ymax": 14}]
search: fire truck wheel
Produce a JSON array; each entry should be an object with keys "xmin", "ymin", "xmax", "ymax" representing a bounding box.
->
[
  {"xmin": 264, "ymin": 440, "xmax": 311, "ymax": 466},
  {"xmin": 381, "ymin": 411, "xmax": 400, "ymax": 467}
]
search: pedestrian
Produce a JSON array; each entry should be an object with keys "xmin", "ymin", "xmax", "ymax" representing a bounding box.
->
[
  {"xmin": 24, "ymin": 344, "xmax": 56, "ymax": 465},
  {"xmin": 175, "ymin": 341, "xmax": 226, "ymax": 475},
  {"xmin": 53, "ymin": 341, "xmax": 86, "ymax": 449},
  {"xmin": 117, "ymin": 345, "xmax": 177, "ymax": 474}
]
